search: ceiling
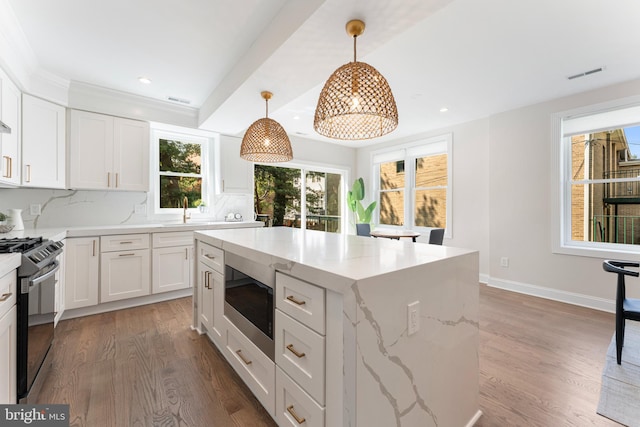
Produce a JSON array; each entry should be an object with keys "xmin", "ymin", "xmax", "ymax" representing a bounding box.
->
[{"xmin": 6, "ymin": 0, "xmax": 640, "ymax": 147}]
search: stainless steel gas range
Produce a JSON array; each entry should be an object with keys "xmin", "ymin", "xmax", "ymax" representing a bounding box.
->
[{"xmin": 0, "ymin": 237, "xmax": 64, "ymax": 403}]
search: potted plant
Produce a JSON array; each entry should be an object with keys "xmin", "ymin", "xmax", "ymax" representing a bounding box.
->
[
  {"xmin": 0, "ymin": 212, "xmax": 6, "ymax": 225},
  {"xmin": 347, "ymin": 177, "xmax": 376, "ymax": 225}
]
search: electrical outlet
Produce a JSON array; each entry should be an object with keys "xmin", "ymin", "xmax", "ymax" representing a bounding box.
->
[
  {"xmin": 30, "ymin": 204, "xmax": 41, "ymax": 215},
  {"xmin": 408, "ymin": 301, "xmax": 420, "ymax": 336},
  {"xmin": 500, "ymin": 257, "xmax": 509, "ymax": 268},
  {"xmin": 134, "ymin": 204, "xmax": 146, "ymax": 214}
]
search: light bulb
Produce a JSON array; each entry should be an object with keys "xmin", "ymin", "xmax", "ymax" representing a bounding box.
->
[{"xmin": 264, "ymin": 138, "xmax": 270, "ymax": 146}]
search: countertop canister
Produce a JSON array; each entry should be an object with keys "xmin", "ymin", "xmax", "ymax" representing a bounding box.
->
[{"xmin": 7, "ymin": 209, "xmax": 24, "ymax": 231}]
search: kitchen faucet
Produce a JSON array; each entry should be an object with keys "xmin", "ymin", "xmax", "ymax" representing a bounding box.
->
[{"xmin": 183, "ymin": 196, "xmax": 190, "ymax": 223}]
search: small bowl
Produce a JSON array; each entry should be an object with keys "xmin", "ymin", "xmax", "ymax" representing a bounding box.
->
[{"xmin": 0, "ymin": 224, "xmax": 15, "ymax": 233}]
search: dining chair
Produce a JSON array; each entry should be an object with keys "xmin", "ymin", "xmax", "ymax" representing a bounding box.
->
[
  {"xmin": 428, "ymin": 228, "xmax": 445, "ymax": 245},
  {"xmin": 602, "ymin": 259, "xmax": 640, "ymax": 365},
  {"xmin": 356, "ymin": 223, "xmax": 371, "ymax": 237}
]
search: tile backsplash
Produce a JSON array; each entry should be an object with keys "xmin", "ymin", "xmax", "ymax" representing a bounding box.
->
[{"xmin": 0, "ymin": 188, "xmax": 253, "ymax": 229}]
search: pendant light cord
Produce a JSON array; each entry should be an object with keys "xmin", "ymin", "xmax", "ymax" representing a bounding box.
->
[
  {"xmin": 265, "ymin": 98, "xmax": 269, "ymax": 118},
  {"xmin": 353, "ymin": 35, "xmax": 357, "ymax": 62}
]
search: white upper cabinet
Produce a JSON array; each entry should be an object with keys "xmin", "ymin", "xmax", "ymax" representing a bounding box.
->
[
  {"xmin": 0, "ymin": 69, "xmax": 21, "ymax": 187},
  {"xmin": 219, "ymin": 134, "xmax": 252, "ymax": 194},
  {"xmin": 21, "ymin": 94, "xmax": 66, "ymax": 188},
  {"xmin": 68, "ymin": 109, "xmax": 149, "ymax": 191}
]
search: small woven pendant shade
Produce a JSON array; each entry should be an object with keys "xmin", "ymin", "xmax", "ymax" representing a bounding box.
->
[
  {"xmin": 240, "ymin": 91, "xmax": 293, "ymax": 162},
  {"xmin": 314, "ymin": 20, "xmax": 398, "ymax": 140}
]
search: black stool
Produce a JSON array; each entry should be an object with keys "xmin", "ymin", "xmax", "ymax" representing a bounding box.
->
[{"xmin": 603, "ymin": 260, "xmax": 640, "ymax": 365}]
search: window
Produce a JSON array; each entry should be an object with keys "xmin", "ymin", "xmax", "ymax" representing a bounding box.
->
[
  {"xmin": 254, "ymin": 163, "xmax": 345, "ymax": 233},
  {"xmin": 153, "ymin": 130, "xmax": 210, "ymax": 214},
  {"xmin": 555, "ymin": 101, "xmax": 640, "ymax": 256},
  {"xmin": 374, "ymin": 134, "xmax": 452, "ymax": 233}
]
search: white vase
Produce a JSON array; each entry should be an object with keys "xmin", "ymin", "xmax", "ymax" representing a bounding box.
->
[{"xmin": 7, "ymin": 209, "xmax": 24, "ymax": 231}]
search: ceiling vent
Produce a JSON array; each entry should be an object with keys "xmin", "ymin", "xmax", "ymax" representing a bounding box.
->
[
  {"xmin": 567, "ymin": 67, "xmax": 605, "ymax": 80},
  {"xmin": 167, "ymin": 96, "xmax": 191, "ymax": 105}
]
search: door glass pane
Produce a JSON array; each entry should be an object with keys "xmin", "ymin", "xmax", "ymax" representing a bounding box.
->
[
  {"xmin": 254, "ymin": 165, "xmax": 301, "ymax": 227},
  {"xmin": 159, "ymin": 139, "xmax": 201, "ymax": 173},
  {"xmin": 414, "ymin": 189, "xmax": 446, "ymax": 228},
  {"xmin": 159, "ymin": 176, "xmax": 202, "ymax": 208},
  {"xmin": 305, "ymin": 171, "xmax": 341, "ymax": 233}
]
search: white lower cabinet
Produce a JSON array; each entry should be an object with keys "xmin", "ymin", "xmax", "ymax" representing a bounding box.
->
[
  {"xmin": 225, "ymin": 318, "xmax": 275, "ymax": 417},
  {"xmin": 276, "ymin": 366, "xmax": 325, "ymax": 427},
  {"xmin": 152, "ymin": 246, "xmax": 191, "ymax": 293},
  {"xmin": 197, "ymin": 240, "xmax": 225, "ymax": 347},
  {"xmin": 198, "ymin": 261, "xmax": 214, "ymax": 332},
  {"xmin": 100, "ymin": 249, "xmax": 150, "ymax": 303},
  {"xmin": 152, "ymin": 232, "xmax": 193, "ymax": 294},
  {"xmin": 64, "ymin": 237, "xmax": 99, "ymax": 309},
  {"xmin": 0, "ymin": 269, "xmax": 17, "ymax": 404},
  {"xmin": 54, "ymin": 243, "xmax": 66, "ymax": 326}
]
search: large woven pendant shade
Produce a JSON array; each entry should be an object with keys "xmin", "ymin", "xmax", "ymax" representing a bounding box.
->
[
  {"xmin": 240, "ymin": 91, "xmax": 293, "ymax": 162},
  {"xmin": 314, "ymin": 19, "xmax": 398, "ymax": 140}
]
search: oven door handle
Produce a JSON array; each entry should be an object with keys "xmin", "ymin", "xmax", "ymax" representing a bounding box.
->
[{"xmin": 30, "ymin": 261, "xmax": 60, "ymax": 286}]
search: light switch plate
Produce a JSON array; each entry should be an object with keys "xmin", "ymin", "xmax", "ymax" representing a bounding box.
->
[{"xmin": 408, "ymin": 301, "xmax": 420, "ymax": 336}]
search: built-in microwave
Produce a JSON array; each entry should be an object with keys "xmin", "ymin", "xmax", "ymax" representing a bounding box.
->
[{"xmin": 224, "ymin": 252, "xmax": 275, "ymax": 360}]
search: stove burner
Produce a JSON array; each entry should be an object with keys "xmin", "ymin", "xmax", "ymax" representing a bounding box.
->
[{"xmin": 0, "ymin": 237, "xmax": 45, "ymax": 253}]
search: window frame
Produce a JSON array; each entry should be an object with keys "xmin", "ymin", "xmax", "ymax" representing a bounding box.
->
[
  {"xmin": 372, "ymin": 133, "xmax": 453, "ymax": 237},
  {"xmin": 552, "ymin": 95, "xmax": 640, "ymax": 258},
  {"xmin": 253, "ymin": 160, "xmax": 349, "ymax": 234},
  {"xmin": 150, "ymin": 128, "xmax": 213, "ymax": 217}
]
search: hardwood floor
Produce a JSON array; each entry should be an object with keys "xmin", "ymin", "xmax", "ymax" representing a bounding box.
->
[{"xmin": 37, "ymin": 285, "xmax": 619, "ymax": 426}]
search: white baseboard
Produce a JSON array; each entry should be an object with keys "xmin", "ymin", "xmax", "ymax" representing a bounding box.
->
[
  {"xmin": 479, "ymin": 273, "xmax": 489, "ymax": 284},
  {"xmin": 487, "ymin": 277, "xmax": 614, "ymax": 313}
]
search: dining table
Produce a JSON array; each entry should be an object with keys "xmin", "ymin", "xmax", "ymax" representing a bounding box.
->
[{"xmin": 370, "ymin": 229, "xmax": 421, "ymax": 242}]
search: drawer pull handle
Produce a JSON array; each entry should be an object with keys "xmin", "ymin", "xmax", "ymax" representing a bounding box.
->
[
  {"xmin": 0, "ymin": 293, "xmax": 12, "ymax": 302},
  {"xmin": 204, "ymin": 254, "xmax": 216, "ymax": 260},
  {"xmin": 118, "ymin": 253, "xmax": 135, "ymax": 257},
  {"xmin": 236, "ymin": 349, "xmax": 252, "ymax": 365},
  {"xmin": 286, "ymin": 295, "xmax": 306, "ymax": 306},
  {"xmin": 286, "ymin": 344, "xmax": 306, "ymax": 358},
  {"xmin": 119, "ymin": 241, "xmax": 134, "ymax": 244},
  {"xmin": 287, "ymin": 405, "xmax": 306, "ymax": 424}
]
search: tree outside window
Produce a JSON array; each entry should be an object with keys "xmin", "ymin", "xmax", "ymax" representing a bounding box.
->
[{"xmin": 158, "ymin": 139, "xmax": 203, "ymax": 208}]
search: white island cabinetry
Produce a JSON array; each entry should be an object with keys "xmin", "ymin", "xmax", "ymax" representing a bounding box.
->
[{"xmin": 194, "ymin": 227, "xmax": 480, "ymax": 427}]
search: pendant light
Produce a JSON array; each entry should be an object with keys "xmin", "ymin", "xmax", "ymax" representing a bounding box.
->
[
  {"xmin": 240, "ymin": 91, "xmax": 293, "ymax": 162},
  {"xmin": 314, "ymin": 19, "xmax": 398, "ymax": 140}
]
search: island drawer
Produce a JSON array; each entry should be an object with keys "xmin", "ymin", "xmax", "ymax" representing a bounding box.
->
[
  {"xmin": 276, "ymin": 272, "xmax": 325, "ymax": 335},
  {"xmin": 152, "ymin": 231, "xmax": 193, "ymax": 248},
  {"xmin": 275, "ymin": 366, "xmax": 324, "ymax": 427},
  {"xmin": 224, "ymin": 318, "xmax": 275, "ymax": 416},
  {"xmin": 101, "ymin": 233, "xmax": 149, "ymax": 252},
  {"xmin": 198, "ymin": 242, "xmax": 224, "ymax": 273},
  {"xmin": 0, "ymin": 270, "xmax": 17, "ymax": 319},
  {"xmin": 275, "ymin": 310, "xmax": 325, "ymax": 405}
]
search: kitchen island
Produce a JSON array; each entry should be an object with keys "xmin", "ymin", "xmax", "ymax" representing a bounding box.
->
[{"xmin": 194, "ymin": 227, "xmax": 480, "ymax": 427}]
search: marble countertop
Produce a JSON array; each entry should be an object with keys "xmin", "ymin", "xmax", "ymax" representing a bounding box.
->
[{"xmin": 196, "ymin": 227, "xmax": 476, "ymax": 292}]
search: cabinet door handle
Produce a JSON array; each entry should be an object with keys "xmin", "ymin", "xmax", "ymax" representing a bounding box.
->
[
  {"xmin": 286, "ymin": 295, "xmax": 306, "ymax": 306},
  {"xmin": 185, "ymin": 248, "xmax": 189, "ymax": 260},
  {"xmin": 204, "ymin": 271, "xmax": 211, "ymax": 289},
  {"xmin": 8, "ymin": 156, "xmax": 12, "ymax": 178},
  {"xmin": 286, "ymin": 344, "xmax": 306, "ymax": 359},
  {"xmin": 92, "ymin": 240, "xmax": 96, "ymax": 257},
  {"xmin": 0, "ymin": 293, "xmax": 12, "ymax": 302},
  {"xmin": 286, "ymin": 405, "xmax": 306, "ymax": 425},
  {"xmin": 236, "ymin": 349, "xmax": 252, "ymax": 365},
  {"xmin": 26, "ymin": 164, "xmax": 31, "ymax": 182},
  {"xmin": 118, "ymin": 253, "xmax": 135, "ymax": 257},
  {"xmin": 2, "ymin": 156, "xmax": 9, "ymax": 178},
  {"xmin": 107, "ymin": 172, "xmax": 111, "ymax": 187},
  {"xmin": 116, "ymin": 173, "xmax": 119, "ymax": 188}
]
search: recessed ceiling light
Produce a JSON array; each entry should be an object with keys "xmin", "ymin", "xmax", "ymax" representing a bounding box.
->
[
  {"xmin": 293, "ymin": 115, "xmax": 300, "ymax": 120},
  {"xmin": 138, "ymin": 77, "xmax": 152, "ymax": 84},
  {"xmin": 439, "ymin": 107, "xmax": 449, "ymax": 113}
]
